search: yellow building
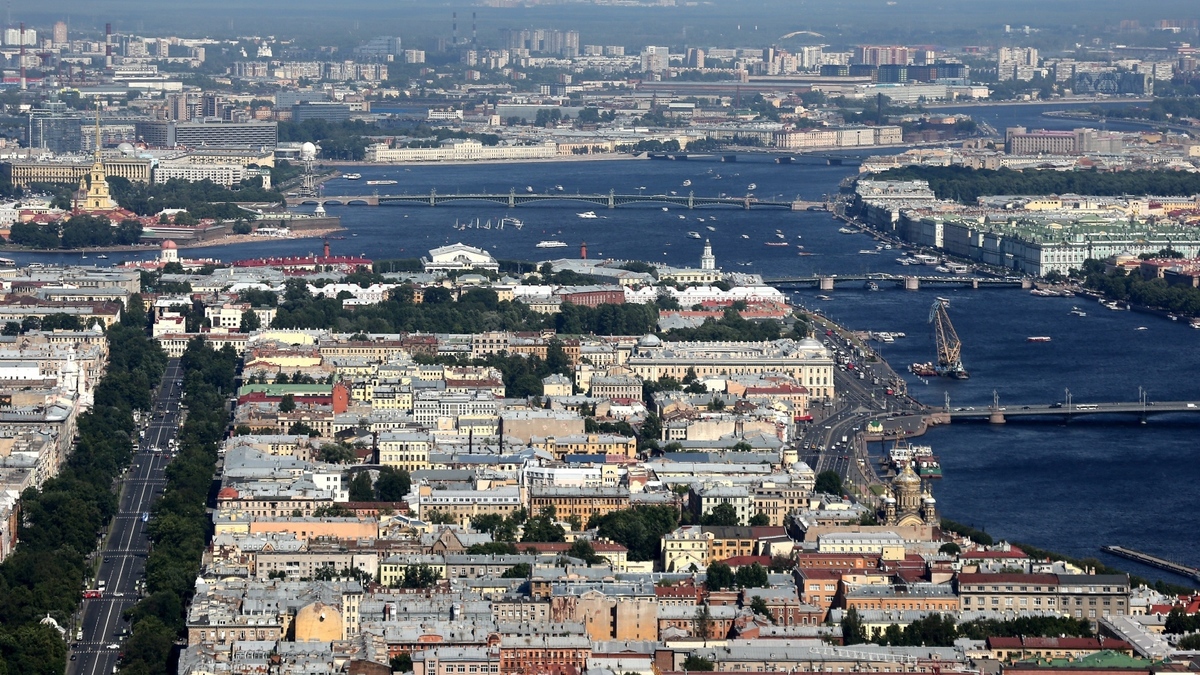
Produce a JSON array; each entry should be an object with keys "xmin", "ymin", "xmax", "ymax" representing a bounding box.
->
[{"xmin": 378, "ymin": 432, "xmax": 431, "ymax": 472}]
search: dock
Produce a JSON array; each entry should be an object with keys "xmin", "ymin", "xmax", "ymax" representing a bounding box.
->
[{"xmin": 1102, "ymin": 545, "xmax": 1200, "ymax": 583}]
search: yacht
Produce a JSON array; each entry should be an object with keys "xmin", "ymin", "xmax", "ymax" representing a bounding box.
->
[
  {"xmin": 682, "ymin": 179, "xmax": 692, "ymax": 187},
  {"xmin": 687, "ymin": 231, "xmax": 702, "ymax": 239},
  {"xmin": 662, "ymin": 207, "xmax": 669, "ymax": 212},
  {"xmin": 555, "ymin": 185, "xmax": 564, "ymax": 191},
  {"xmin": 1069, "ymin": 307, "xmax": 1087, "ymax": 317},
  {"xmin": 342, "ymin": 173, "xmax": 362, "ymax": 180},
  {"xmin": 96, "ymin": 254, "xmax": 108, "ymax": 259},
  {"xmin": 741, "ymin": 234, "xmax": 750, "ymax": 239},
  {"xmin": 536, "ymin": 241, "xmax": 569, "ymax": 248},
  {"xmin": 577, "ymin": 211, "xmax": 599, "ymax": 219},
  {"xmin": 747, "ymin": 183, "xmax": 757, "ymax": 191},
  {"xmin": 706, "ymin": 226, "xmax": 716, "ymax": 232}
]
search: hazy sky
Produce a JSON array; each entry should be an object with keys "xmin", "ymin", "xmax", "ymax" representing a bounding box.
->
[{"xmin": 14, "ymin": 0, "xmax": 1200, "ymax": 49}]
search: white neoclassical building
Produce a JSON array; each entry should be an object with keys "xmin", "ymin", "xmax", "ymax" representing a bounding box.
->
[{"xmin": 422, "ymin": 243, "xmax": 500, "ymax": 274}]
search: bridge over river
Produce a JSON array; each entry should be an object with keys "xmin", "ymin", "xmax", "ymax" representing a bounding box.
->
[
  {"xmin": 767, "ymin": 273, "xmax": 1032, "ymax": 291},
  {"xmin": 945, "ymin": 399, "xmax": 1200, "ymax": 424},
  {"xmin": 287, "ymin": 189, "xmax": 827, "ymax": 211}
]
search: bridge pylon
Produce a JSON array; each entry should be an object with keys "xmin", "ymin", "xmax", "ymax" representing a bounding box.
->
[
  {"xmin": 688, "ymin": 191, "xmax": 694, "ymax": 210},
  {"xmin": 429, "ymin": 188, "xmax": 437, "ymax": 207},
  {"xmin": 608, "ymin": 189, "xmax": 615, "ymax": 209},
  {"xmin": 509, "ymin": 188, "xmax": 516, "ymax": 208}
]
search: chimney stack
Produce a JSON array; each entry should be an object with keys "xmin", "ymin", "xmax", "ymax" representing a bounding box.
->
[
  {"xmin": 105, "ymin": 23, "xmax": 113, "ymax": 68},
  {"xmin": 18, "ymin": 23, "xmax": 25, "ymax": 90},
  {"xmin": 323, "ymin": 239, "xmax": 330, "ymax": 258},
  {"xmin": 472, "ymin": 12, "xmax": 477, "ymax": 45},
  {"xmin": 452, "ymin": 12, "xmax": 458, "ymax": 46}
]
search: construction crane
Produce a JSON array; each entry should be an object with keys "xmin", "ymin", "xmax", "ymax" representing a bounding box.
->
[{"xmin": 929, "ymin": 297, "xmax": 969, "ymax": 379}]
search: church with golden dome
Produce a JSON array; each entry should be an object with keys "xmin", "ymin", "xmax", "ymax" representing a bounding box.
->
[{"xmin": 879, "ymin": 462, "xmax": 938, "ymax": 527}]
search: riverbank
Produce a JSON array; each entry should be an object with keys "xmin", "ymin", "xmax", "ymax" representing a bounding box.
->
[
  {"xmin": 0, "ymin": 226, "xmax": 346, "ymax": 255},
  {"xmin": 323, "ymin": 153, "xmax": 643, "ymax": 168}
]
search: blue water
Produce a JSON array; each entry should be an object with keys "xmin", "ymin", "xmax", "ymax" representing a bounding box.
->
[{"xmin": 14, "ymin": 102, "xmax": 1199, "ymax": 584}]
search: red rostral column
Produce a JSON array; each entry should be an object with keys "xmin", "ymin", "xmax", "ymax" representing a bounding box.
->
[{"xmin": 580, "ymin": 242, "xmax": 587, "ymax": 259}]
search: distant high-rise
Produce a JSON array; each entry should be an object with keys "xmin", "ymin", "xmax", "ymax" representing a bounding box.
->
[
  {"xmin": 685, "ymin": 48, "xmax": 705, "ymax": 69},
  {"xmin": 167, "ymin": 94, "xmax": 190, "ymax": 121},
  {"xmin": 856, "ymin": 45, "xmax": 910, "ymax": 66},
  {"xmin": 502, "ymin": 28, "xmax": 580, "ymax": 57},
  {"xmin": 640, "ymin": 46, "xmax": 670, "ymax": 74},
  {"xmin": 52, "ymin": 21, "xmax": 68, "ymax": 46}
]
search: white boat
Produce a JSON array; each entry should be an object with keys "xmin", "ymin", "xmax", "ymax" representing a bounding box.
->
[
  {"xmin": 687, "ymin": 231, "xmax": 702, "ymax": 239},
  {"xmin": 662, "ymin": 207, "xmax": 669, "ymax": 212},
  {"xmin": 97, "ymin": 254, "xmax": 108, "ymax": 259},
  {"xmin": 1070, "ymin": 307, "xmax": 1086, "ymax": 317},
  {"xmin": 536, "ymin": 241, "xmax": 568, "ymax": 248},
  {"xmin": 935, "ymin": 265, "xmax": 952, "ymax": 273},
  {"xmin": 555, "ymin": 185, "xmax": 564, "ymax": 191},
  {"xmin": 747, "ymin": 183, "xmax": 757, "ymax": 190},
  {"xmin": 1135, "ymin": 326, "xmax": 1148, "ymax": 331},
  {"xmin": 343, "ymin": 173, "xmax": 362, "ymax": 180},
  {"xmin": 500, "ymin": 217, "xmax": 523, "ymax": 230},
  {"xmin": 776, "ymin": 233, "xmax": 786, "ymax": 239},
  {"xmin": 858, "ymin": 249, "xmax": 881, "ymax": 255},
  {"xmin": 682, "ymin": 179, "xmax": 692, "ymax": 187},
  {"xmin": 679, "ymin": 215, "xmax": 686, "ymax": 220},
  {"xmin": 366, "ymin": 179, "xmax": 397, "ymax": 185},
  {"xmin": 838, "ymin": 227, "xmax": 857, "ymax": 234},
  {"xmin": 577, "ymin": 211, "xmax": 599, "ymax": 219},
  {"xmin": 741, "ymin": 234, "xmax": 750, "ymax": 239},
  {"xmin": 526, "ymin": 186, "xmax": 534, "ymax": 192},
  {"xmin": 706, "ymin": 226, "xmax": 716, "ymax": 232}
]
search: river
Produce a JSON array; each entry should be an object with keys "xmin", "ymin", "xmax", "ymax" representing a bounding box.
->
[{"xmin": 13, "ymin": 102, "xmax": 1199, "ymax": 584}]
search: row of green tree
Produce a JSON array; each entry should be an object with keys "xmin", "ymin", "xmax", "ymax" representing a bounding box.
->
[
  {"xmin": 1097, "ymin": 96, "xmax": 1200, "ymax": 123},
  {"xmin": 871, "ymin": 166, "xmax": 1200, "ymax": 204},
  {"xmin": 278, "ymin": 120, "xmax": 380, "ymax": 161},
  {"xmin": 119, "ymin": 338, "xmax": 239, "ymax": 675},
  {"xmin": 1080, "ymin": 259, "xmax": 1200, "ymax": 317},
  {"xmin": 268, "ymin": 278, "xmax": 661, "ymax": 338},
  {"xmin": 7, "ymin": 215, "xmax": 143, "ymax": 249},
  {"xmin": 843, "ymin": 609, "xmax": 1094, "ymax": 646},
  {"xmin": 108, "ymin": 176, "xmax": 281, "ymax": 218},
  {"xmin": 0, "ymin": 298, "xmax": 165, "ymax": 675}
]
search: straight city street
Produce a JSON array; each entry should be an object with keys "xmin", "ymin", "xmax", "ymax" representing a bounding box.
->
[{"xmin": 69, "ymin": 359, "xmax": 184, "ymax": 675}]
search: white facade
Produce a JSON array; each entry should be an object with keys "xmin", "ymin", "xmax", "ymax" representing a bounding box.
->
[
  {"xmin": 154, "ymin": 161, "xmax": 246, "ymax": 186},
  {"xmin": 366, "ymin": 140, "xmax": 557, "ymax": 163},
  {"xmin": 423, "ymin": 243, "xmax": 500, "ymax": 273}
]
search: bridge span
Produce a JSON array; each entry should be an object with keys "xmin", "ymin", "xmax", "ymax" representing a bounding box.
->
[
  {"xmin": 767, "ymin": 273, "xmax": 1032, "ymax": 291},
  {"xmin": 286, "ymin": 189, "xmax": 826, "ymax": 211},
  {"xmin": 947, "ymin": 400, "xmax": 1200, "ymax": 424}
]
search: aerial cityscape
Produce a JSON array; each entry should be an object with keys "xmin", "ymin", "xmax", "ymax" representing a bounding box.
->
[{"xmin": 1, "ymin": 1, "xmax": 1200, "ymax": 674}]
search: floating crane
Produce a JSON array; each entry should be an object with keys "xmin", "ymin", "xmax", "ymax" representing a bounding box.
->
[{"xmin": 929, "ymin": 297, "xmax": 969, "ymax": 379}]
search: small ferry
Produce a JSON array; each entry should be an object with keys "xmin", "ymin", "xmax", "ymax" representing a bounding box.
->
[
  {"xmin": 765, "ymin": 241, "xmax": 790, "ymax": 247},
  {"xmin": 859, "ymin": 249, "xmax": 882, "ymax": 255},
  {"xmin": 577, "ymin": 211, "xmax": 599, "ymax": 219},
  {"xmin": 342, "ymin": 173, "xmax": 362, "ymax": 180},
  {"xmin": 535, "ymin": 241, "xmax": 568, "ymax": 249},
  {"xmin": 865, "ymin": 281, "xmax": 881, "ymax": 292},
  {"xmin": 366, "ymin": 179, "xmax": 397, "ymax": 185},
  {"xmin": 1026, "ymin": 336, "xmax": 1052, "ymax": 343}
]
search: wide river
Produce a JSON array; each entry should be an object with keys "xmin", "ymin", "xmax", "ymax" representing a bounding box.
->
[{"xmin": 13, "ymin": 102, "xmax": 1198, "ymax": 584}]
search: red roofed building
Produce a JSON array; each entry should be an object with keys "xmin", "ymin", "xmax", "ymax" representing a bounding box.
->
[
  {"xmin": 234, "ymin": 254, "xmax": 372, "ymax": 273},
  {"xmin": 986, "ymin": 636, "xmax": 1134, "ymax": 661}
]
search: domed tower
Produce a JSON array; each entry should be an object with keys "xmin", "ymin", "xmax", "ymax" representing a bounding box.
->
[
  {"xmin": 885, "ymin": 463, "xmax": 926, "ymax": 526},
  {"xmin": 700, "ymin": 238, "xmax": 715, "ymax": 270}
]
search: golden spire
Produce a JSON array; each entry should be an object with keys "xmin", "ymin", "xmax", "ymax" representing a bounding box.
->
[{"xmin": 94, "ymin": 105, "xmax": 102, "ymax": 161}]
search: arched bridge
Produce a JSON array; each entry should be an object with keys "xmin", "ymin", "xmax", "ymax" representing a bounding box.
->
[{"xmin": 286, "ymin": 189, "xmax": 826, "ymax": 211}]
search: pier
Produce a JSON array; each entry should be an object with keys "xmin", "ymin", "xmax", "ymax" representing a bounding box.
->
[
  {"xmin": 1102, "ymin": 545, "xmax": 1200, "ymax": 583},
  {"xmin": 287, "ymin": 189, "xmax": 826, "ymax": 211}
]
